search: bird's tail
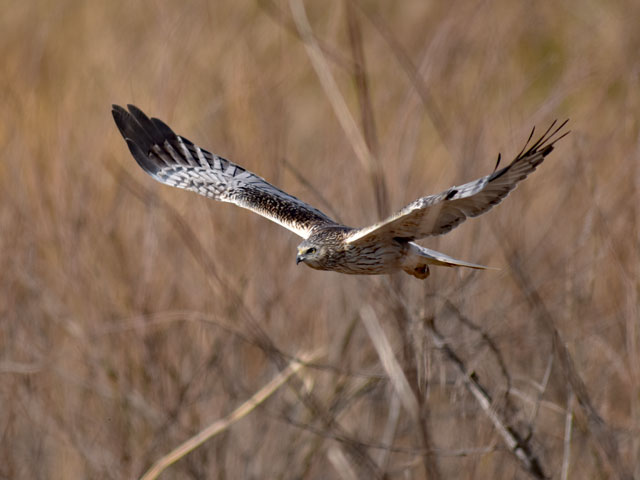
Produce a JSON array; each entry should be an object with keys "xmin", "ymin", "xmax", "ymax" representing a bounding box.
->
[{"xmin": 402, "ymin": 243, "xmax": 496, "ymax": 279}]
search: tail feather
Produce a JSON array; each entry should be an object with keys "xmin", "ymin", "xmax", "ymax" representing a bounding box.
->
[
  {"xmin": 402, "ymin": 243, "xmax": 497, "ymax": 279},
  {"xmin": 414, "ymin": 245, "xmax": 493, "ymax": 270}
]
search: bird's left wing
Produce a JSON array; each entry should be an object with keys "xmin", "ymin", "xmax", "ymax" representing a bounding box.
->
[
  {"xmin": 112, "ymin": 105, "xmax": 337, "ymax": 239},
  {"xmin": 347, "ymin": 120, "xmax": 569, "ymax": 245}
]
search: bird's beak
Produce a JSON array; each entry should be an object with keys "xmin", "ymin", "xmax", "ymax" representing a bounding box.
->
[{"xmin": 296, "ymin": 254, "xmax": 304, "ymax": 265}]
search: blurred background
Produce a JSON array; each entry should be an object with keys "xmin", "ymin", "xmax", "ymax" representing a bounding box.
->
[{"xmin": 1, "ymin": 0, "xmax": 639, "ymax": 478}]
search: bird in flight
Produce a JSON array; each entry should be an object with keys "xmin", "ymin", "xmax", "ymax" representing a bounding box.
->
[{"xmin": 112, "ymin": 105, "xmax": 568, "ymax": 279}]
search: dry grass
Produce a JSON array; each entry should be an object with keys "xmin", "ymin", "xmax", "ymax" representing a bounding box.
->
[{"xmin": 1, "ymin": 0, "xmax": 639, "ymax": 478}]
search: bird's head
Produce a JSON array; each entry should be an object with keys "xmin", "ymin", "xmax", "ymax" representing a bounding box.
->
[{"xmin": 296, "ymin": 240, "xmax": 325, "ymax": 269}]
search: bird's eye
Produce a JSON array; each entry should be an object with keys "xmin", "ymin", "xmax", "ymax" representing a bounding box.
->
[{"xmin": 306, "ymin": 247, "xmax": 317, "ymax": 255}]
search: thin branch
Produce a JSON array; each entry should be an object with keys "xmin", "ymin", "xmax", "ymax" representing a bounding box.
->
[
  {"xmin": 288, "ymin": 0, "xmax": 380, "ymax": 202},
  {"xmin": 108, "ymin": 162, "xmax": 276, "ymax": 356},
  {"xmin": 376, "ymin": 392, "xmax": 401, "ymax": 471},
  {"xmin": 139, "ymin": 350, "xmax": 321, "ymax": 480},
  {"xmin": 509, "ymin": 388, "xmax": 566, "ymax": 416},
  {"xmin": 0, "ymin": 361, "xmax": 43, "ymax": 374},
  {"xmin": 258, "ymin": 0, "xmax": 355, "ymax": 72},
  {"xmin": 443, "ymin": 299, "xmax": 512, "ymax": 394},
  {"xmin": 560, "ymin": 391, "xmax": 574, "ymax": 480},
  {"xmin": 376, "ymin": 277, "xmax": 442, "ymax": 480},
  {"xmin": 505, "ymin": 247, "xmax": 634, "ymax": 480},
  {"xmin": 344, "ymin": 1, "xmax": 388, "ymax": 217},
  {"xmin": 281, "ymin": 156, "xmax": 343, "ymax": 223},
  {"xmin": 328, "ymin": 446, "xmax": 359, "ymax": 480},
  {"xmin": 350, "ymin": 0, "xmax": 450, "ymax": 151},
  {"xmin": 426, "ymin": 317, "xmax": 548, "ymax": 479},
  {"xmin": 360, "ymin": 306, "xmax": 419, "ymax": 420},
  {"xmin": 528, "ymin": 353, "xmax": 554, "ymax": 426},
  {"xmin": 279, "ymin": 412, "xmax": 498, "ymax": 457}
]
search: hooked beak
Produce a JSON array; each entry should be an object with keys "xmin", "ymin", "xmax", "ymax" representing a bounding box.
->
[{"xmin": 296, "ymin": 254, "xmax": 304, "ymax": 265}]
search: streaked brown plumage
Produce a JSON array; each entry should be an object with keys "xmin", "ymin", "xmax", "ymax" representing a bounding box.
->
[{"xmin": 112, "ymin": 104, "xmax": 569, "ymax": 279}]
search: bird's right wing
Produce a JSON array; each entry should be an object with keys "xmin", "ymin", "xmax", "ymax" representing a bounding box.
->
[
  {"xmin": 112, "ymin": 105, "xmax": 337, "ymax": 239},
  {"xmin": 347, "ymin": 120, "xmax": 569, "ymax": 245}
]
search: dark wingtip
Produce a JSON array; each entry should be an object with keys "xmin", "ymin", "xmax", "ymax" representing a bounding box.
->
[
  {"xmin": 548, "ymin": 119, "xmax": 571, "ymax": 146},
  {"xmin": 489, "ymin": 119, "xmax": 570, "ymax": 182},
  {"xmin": 518, "ymin": 118, "xmax": 570, "ymax": 160},
  {"xmin": 126, "ymin": 104, "xmax": 149, "ymax": 124},
  {"xmin": 493, "ymin": 152, "xmax": 502, "ymax": 172},
  {"xmin": 111, "ymin": 104, "xmax": 132, "ymax": 138},
  {"xmin": 112, "ymin": 104, "xmax": 167, "ymax": 177},
  {"xmin": 151, "ymin": 116, "xmax": 177, "ymax": 139},
  {"xmin": 125, "ymin": 138, "xmax": 161, "ymax": 176}
]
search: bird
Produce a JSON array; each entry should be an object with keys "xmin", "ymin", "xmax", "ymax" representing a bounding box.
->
[{"xmin": 112, "ymin": 104, "xmax": 568, "ymax": 279}]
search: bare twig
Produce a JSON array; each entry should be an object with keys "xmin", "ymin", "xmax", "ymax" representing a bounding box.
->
[
  {"xmin": 281, "ymin": 156, "xmax": 343, "ymax": 223},
  {"xmin": 375, "ymin": 278, "xmax": 442, "ymax": 480},
  {"xmin": 561, "ymin": 391, "xmax": 574, "ymax": 480},
  {"xmin": 0, "ymin": 361, "xmax": 43, "ymax": 374},
  {"xmin": 328, "ymin": 446, "xmax": 359, "ymax": 480},
  {"xmin": 509, "ymin": 388, "xmax": 566, "ymax": 416},
  {"xmin": 279, "ymin": 412, "xmax": 497, "ymax": 457},
  {"xmin": 506, "ymin": 251, "xmax": 634, "ymax": 480},
  {"xmin": 376, "ymin": 392, "xmax": 401, "ymax": 470},
  {"xmin": 288, "ymin": 0, "xmax": 381, "ymax": 206},
  {"xmin": 140, "ymin": 350, "xmax": 321, "ymax": 480},
  {"xmin": 443, "ymin": 299, "xmax": 512, "ymax": 394},
  {"xmin": 528, "ymin": 353, "xmax": 554, "ymax": 426},
  {"xmin": 360, "ymin": 306, "xmax": 419, "ymax": 420},
  {"xmin": 258, "ymin": 0, "xmax": 355, "ymax": 72},
  {"xmin": 426, "ymin": 317, "xmax": 548, "ymax": 479},
  {"xmin": 350, "ymin": 1, "xmax": 450, "ymax": 150},
  {"xmin": 344, "ymin": 1, "xmax": 388, "ymax": 217}
]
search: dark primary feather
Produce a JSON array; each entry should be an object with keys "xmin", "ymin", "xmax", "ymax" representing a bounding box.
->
[
  {"xmin": 347, "ymin": 119, "xmax": 569, "ymax": 244},
  {"xmin": 112, "ymin": 105, "xmax": 337, "ymax": 238}
]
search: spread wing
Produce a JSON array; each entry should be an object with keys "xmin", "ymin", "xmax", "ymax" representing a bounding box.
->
[
  {"xmin": 112, "ymin": 105, "xmax": 338, "ymax": 239},
  {"xmin": 347, "ymin": 120, "xmax": 569, "ymax": 245}
]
